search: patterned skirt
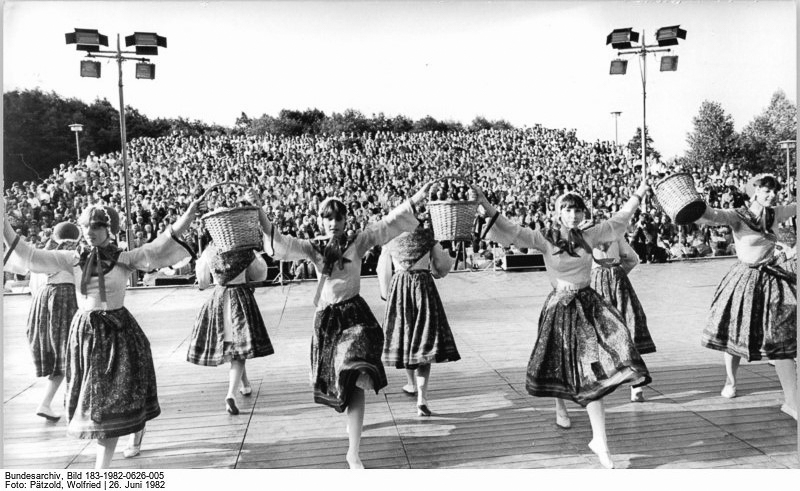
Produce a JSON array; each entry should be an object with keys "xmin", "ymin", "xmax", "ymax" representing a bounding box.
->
[
  {"xmin": 187, "ymin": 285, "xmax": 274, "ymax": 366},
  {"xmin": 382, "ymin": 270, "xmax": 461, "ymax": 369},
  {"xmin": 701, "ymin": 257, "xmax": 797, "ymax": 361},
  {"xmin": 312, "ymin": 295, "xmax": 388, "ymax": 412},
  {"xmin": 590, "ymin": 266, "xmax": 656, "ymax": 355},
  {"xmin": 26, "ymin": 283, "xmax": 78, "ymax": 377},
  {"xmin": 65, "ymin": 308, "xmax": 160, "ymax": 439},
  {"xmin": 526, "ymin": 287, "xmax": 651, "ymax": 407}
]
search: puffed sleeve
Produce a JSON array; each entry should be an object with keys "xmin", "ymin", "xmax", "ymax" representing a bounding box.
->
[
  {"xmin": 246, "ymin": 252, "xmax": 269, "ymax": 282},
  {"xmin": 355, "ymin": 200, "xmax": 419, "ymax": 256},
  {"xmin": 618, "ymin": 238, "xmax": 639, "ymax": 274},
  {"xmin": 195, "ymin": 246, "xmax": 213, "ymax": 290},
  {"xmin": 376, "ymin": 246, "xmax": 392, "ymax": 300},
  {"xmin": 117, "ymin": 226, "xmax": 192, "ymax": 272},
  {"xmin": 430, "ymin": 243, "xmax": 453, "ymax": 279},
  {"xmin": 587, "ymin": 195, "xmax": 639, "ymax": 245},
  {"xmin": 3, "ymin": 237, "xmax": 75, "ymax": 275},
  {"xmin": 265, "ymin": 230, "xmax": 319, "ymax": 263},
  {"xmin": 484, "ymin": 213, "xmax": 547, "ymax": 252}
]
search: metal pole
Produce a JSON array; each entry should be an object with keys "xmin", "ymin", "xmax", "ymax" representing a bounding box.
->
[
  {"xmin": 74, "ymin": 131, "xmax": 81, "ymax": 163},
  {"xmin": 640, "ymin": 31, "xmax": 648, "ymax": 212},
  {"xmin": 116, "ymin": 34, "xmax": 135, "ymax": 286},
  {"xmin": 786, "ymin": 146, "xmax": 791, "ymax": 186},
  {"xmin": 614, "ymin": 114, "xmax": 618, "ymax": 145}
]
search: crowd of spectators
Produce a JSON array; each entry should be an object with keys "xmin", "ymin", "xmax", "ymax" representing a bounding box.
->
[{"xmin": 4, "ymin": 125, "xmax": 796, "ymax": 285}]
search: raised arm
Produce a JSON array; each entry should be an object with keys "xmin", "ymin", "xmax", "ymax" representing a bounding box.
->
[
  {"xmin": 472, "ymin": 185, "xmax": 546, "ymax": 251},
  {"xmin": 590, "ymin": 181, "xmax": 648, "ymax": 244},
  {"xmin": 356, "ymin": 181, "xmax": 435, "ymax": 255},
  {"xmin": 4, "ymin": 218, "xmax": 74, "ymax": 274}
]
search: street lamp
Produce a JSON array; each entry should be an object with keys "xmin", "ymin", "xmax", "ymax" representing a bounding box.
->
[
  {"xmin": 65, "ymin": 28, "xmax": 167, "ymax": 286},
  {"xmin": 68, "ymin": 123, "xmax": 83, "ymax": 164},
  {"xmin": 610, "ymin": 111, "xmax": 622, "ymax": 145},
  {"xmin": 607, "ymin": 25, "xmax": 687, "ymax": 211},
  {"xmin": 778, "ymin": 140, "xmax": 796, "ymax": 186}
]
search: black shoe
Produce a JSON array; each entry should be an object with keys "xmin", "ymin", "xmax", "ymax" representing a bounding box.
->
[
  {"xmin": 226, "ymin": 397, "xmax": 239, "ymax": 415},
  {"xmin": 417, "ymin": 404, "xmax": 431, "ymax": 417}
]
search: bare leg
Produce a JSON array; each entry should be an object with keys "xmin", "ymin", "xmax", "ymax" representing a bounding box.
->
[
  {"xmin": 774, "ymin": 359, "xmax": 798, "ymax": 420},
  {"xmin": 226, "ymin": 360, "xmax": 245, "ymax": 414},
  {"xmin": 346, "ymin": 388, "xmax": 365, "ymax": 469},
  {"xmin": 555, "ymin": 398, "xmax": 571, "ymax": 428},
  {"xmin": 402, "ymin": 369, "xmax": 417, "ymax": 395},
  {"xmin": 586, "ymin": 400, "xmax": 614, "ymax": 469},
  {"xmin": 36, "ymin": 374, "xmax": 64, "ymax": 420},
  {"xmin": 240, "ymin": 364, "xmax": 252, "ymax": 396},
  {"xmin": 416, "ymin": 364, "xmax": 431, "ymax": 416},
  {"xmin": 95, "ymin": 437, "xmax": 118, "ymax": 469},
  {"xmin": 722, "ymin": 353, "xmax": 740, "ymax": 398}
]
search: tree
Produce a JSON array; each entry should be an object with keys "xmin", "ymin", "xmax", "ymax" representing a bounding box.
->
[
  {"xmin": 685, "ymin": 100, "xmax": 737, "ymax": 170},
  {"xmin": 627, "ymin": 126, "xmax": 661, "ymax": 162},
  {"xmin": 738, "ymin": 89, "xmax": 797, "ymax": 174}
]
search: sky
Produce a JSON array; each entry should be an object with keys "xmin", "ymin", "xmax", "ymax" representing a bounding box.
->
[{"xmin": 2, "ymin": 0, "xmax": 796, "ymax": 160}]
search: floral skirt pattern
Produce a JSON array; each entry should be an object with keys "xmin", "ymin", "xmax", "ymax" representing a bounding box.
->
[
  {"xmin": 312, "ymin": 295, "xmax": 387, "ymax": 412},
  {"xmin": 590, "ymin": 266, "xmax": 656, "ymax": 355},
  {"xmin": 382, "ymin": 270, "xmax": 460, "ymax": 369},
  {"xmin": 27, "ymin": 283, "xmax": 78, "ymax": 377},
  {"xmin": 526, "ymin": 287, "xmax": 651, "ymax": 407},
  {"xmin": 187, "ymin": 285, "xmax": 274, "ymax": 366},
  {"xmin": 65, "ymin": 308, "xmax": 160, "ymax": 439},
  {"xmin": 701, "ymin": 257, "xmax": 796, "ymax": 361}
]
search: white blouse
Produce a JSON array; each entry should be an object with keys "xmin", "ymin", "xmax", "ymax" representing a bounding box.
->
[
  {"xmin": 697, "ymin": 204, "xmax": 796, "ymax": 265},
  {"xmin": 486, "ymin": 197, "xmax": 639, "ymax": 290},
  {"xmin": 266, "ymin": 200, "xmax": 419, "ymax": 309},
  {"xmin": 6, "ymin": 227, "xmax": 190, "ymax": 311}
]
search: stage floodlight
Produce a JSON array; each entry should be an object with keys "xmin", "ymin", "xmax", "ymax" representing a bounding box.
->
[
  {"xmin": 135, "ymin": 63, "xmax": 156, "ymax": 80},
  {"xmin": 609, "ymin": 59, "xmax": 628, "ymax": 75},
  {"xmin": 80, "ymin": 60, "xmax": 101, "ymax": 78},
  {"xmin": 660, "ymin": 56, "xmax": 679, "ymax": 72},
  {"xmin": 655, "ymin": 25, "xmax": 687, "ymax": 47},
  {"xmin": 606, "ymin": 28, "xmax": 640, "ymax": 49},
  {"xmin": 125, "ymin": 32, "xmax": 167, "ymax": 51},
  {"xmin": 66, "ymin": 28, "xmax": 108, "ymax": 52}
]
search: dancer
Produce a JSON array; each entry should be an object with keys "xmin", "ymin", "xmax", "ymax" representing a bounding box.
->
[
  {"xmin": 5, "ymin": 222, "xmax": 81, "ymax": 421},
  {"xmin": 3, "ymin": 194, "xmax": 206, "ymax": 469},
  {"xmin": 591, "ymin": 236, "xmax": 656, "ymax": 402},
  {"xmin": 377, "ymin": 220, "xmax": 460, "ymax": 417},
  {"xmin": 473, "ymin": 181, "xmax": 652, "ymax": 469},
  {"xmin": 252, "ymin": 183, "xmax": 432, "ymax": 469},
  {"xmin": 187, "ymin": 243, "xmax": 274, "ymax": 415},
  {"xmin": 696, "ymin": 174, "xmax": 797, "ymax": 420}
]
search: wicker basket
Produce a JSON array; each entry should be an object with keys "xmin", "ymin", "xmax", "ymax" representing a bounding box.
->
[
  {"xmin": 202, "ymin": 206, "xmax": 262, "ymax": 253},
  {"xmin": 428, "ymin": 176, "xmax": 478, "ymax": 241},
  {"xmin": 653, "ymin": 173, "xmax": 707, "ymax": 225}
]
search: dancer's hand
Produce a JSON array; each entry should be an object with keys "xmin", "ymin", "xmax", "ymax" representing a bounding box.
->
[
  {"xmin": 635, "ymin": 180, "xmax": 650, "ymax": 200},
  {"xmin": 410, "ymin": 181, "xmax": 435, "ymax": 206},
  {"xmin": 243, "ymin": 188, "xmax": 263, "ymax": 207},
  {"xmin": 470, "ymin": 185, "xmax": 497, "ymax": 217}
]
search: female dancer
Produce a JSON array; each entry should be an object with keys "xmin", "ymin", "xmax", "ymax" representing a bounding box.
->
[
  {"xmin": 377, "ymin": 220, "xmax": 460, "ymax": 416},
  {"xmin": 5, "ymin": 222, "xmax": 81, "ymax": 421},
  {"xmin": 473, "ymin": 181, "xmax": 651, "ymax": 469},
  {"xmin": 697, "ymin": 174, "xmax": 796, "ymax": 420},
  {"xmin": 252, "ymin": 183, "xmax": 432, "ymax": 469},
  {"xmin": 3, "ymin": 195, "xmax": 205, "ymax": 468},
  {"xmin": 591, "ymin": 236, "xmax": 656, "ymax": 402},
  {"xmin": 187, "ymin": 243, "xmax": 273, "ymax": 415}
]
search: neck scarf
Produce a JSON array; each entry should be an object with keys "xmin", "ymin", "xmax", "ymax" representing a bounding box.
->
[
  {"xmin": 545, "ymin": 225, "xmax": 594, "ymax": 257},
  {"xmin": 77, "ymin": 241, "xmax": 122, "ymax": 302},
  {"xmin": 737, "ymin": 204, "xmax": 776, "ymax": 242},
  {"xmin": 312, "ymin": 233, "xmax": 355, "ymax": 276}
]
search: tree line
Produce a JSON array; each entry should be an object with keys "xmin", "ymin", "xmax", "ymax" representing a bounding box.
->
[{"xmin": 3, "ymin": 87, "xmax": 795, "ymax": 187}]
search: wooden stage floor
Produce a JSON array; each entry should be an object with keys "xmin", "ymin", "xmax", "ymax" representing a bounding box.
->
[{"xmin": 2, "ymin": 258, "xmax": 798, "ymax": 469}]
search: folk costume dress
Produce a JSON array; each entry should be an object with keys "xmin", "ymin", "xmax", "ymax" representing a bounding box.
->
[
  {"xmin": 187, "ymin": 246, "xmax": 274, "ymax": 366},
  {"xmin": 5, "ymin": 229, "xmax": 191, "ymax": 439},
  {"xmin": 697, "ymin": 203, "xmax": 797, "ymax": 361},
  {"xmin": 484, "ymin": 196, "xmax": 651, "ymax": 406},
  {"xmin": 6, "ymin": 239, "xmax": 79, "ymax": 379},
  {"xmin": 377, "ymin": 227, "xmax": 461, "ymax": 369},
  {"xmin": 266, "ymin": 200, "xmax": 419, "ymax": 412},
  {"xmin": 590, "ymin": 237, "xmax": 656, "ymax": 355}
]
